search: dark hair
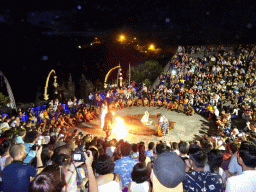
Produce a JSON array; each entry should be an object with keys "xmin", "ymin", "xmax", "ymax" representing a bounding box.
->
[
  {"xmin": 53, "ymin": 154, "xmax": 70, "ymax": 166},
  {"xmin": 41, "ymin": 145, "xmax": 52, "ymax": 167},
  {"xmin": 131, "ymin": 163, "xmax": 149, "ymax": 183},
  {"xmin": 88, "ymin": 147, "xmax": 99, "ymax": 170},
  {"xmin": 138, "ymin": 144, "xmax": 146, "ymax": 163},
  {"xmin": 24, "ymin": 131, "xmax": 38, "ymax": 143},
  {"xmin": 17, "ymin": 128, "xmax": 26, "ymax": 136},
  {"xmin": 0, "ymin": 139, "xmax": 15, "ymax": 156},
  {"xmin": 178, "ymin": 141, "xmax": 189, "ymax": 155},
  {"xmin": 189, "ymin": 148, "xmax": 208, "ymax": 168},
  {"xmin": 228, "ymin": 142, "xmax": 240, "ymax": 154},
  {"xmin": 2, "ymin": 130, "xmax": 13, "ymax": 139},
  {"xmin": 95, "ymin": 154, "xmax": 115, "ymax": 175},
  {"xmin": 121, "ymin": 142, "xmax": 132, "ymax": 156},
  {"xmin": 132, "ymin": 144, "xmax": 138, "ymax": 153},
  {"xmin": 208, "ymin": 149, "xmax": 223, "ymax": 174},
  {"xmin": 156, "ymin": 143, "xmax": 166, "ymax": 155},
  {"xmin": 172, "ymin": 142, "xmax": 178, "ymax": 150},
  {"xmin": 148, "ymin": 142, "xmax": 155, "ymax": 150},
  {"xmin": 239, "ymin": 141, "xmax": 256, "ymax": 168},
  {"xmin": 30, "ymin": 165, "xmax": 66, "ymax": 192},
  {"xmin": 51, "ymin": 146, "xmax": 72, "ymax": 164}
]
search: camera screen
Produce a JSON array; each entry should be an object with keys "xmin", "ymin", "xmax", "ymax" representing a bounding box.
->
[{"xmin": 73, "ymin": 154, "xmax": 81, "ymax": 160}]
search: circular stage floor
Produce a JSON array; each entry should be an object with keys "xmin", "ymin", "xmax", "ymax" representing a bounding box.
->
[{"xmin": 74, "ymin": 106, "xmax": 213, "ymax": 145}]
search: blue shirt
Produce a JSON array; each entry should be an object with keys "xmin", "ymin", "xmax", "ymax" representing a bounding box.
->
[
  {"xmin": 114, "ymin": 156, "xmax": 139, "ymax": 187},
  {"xmin": 2, "ymin": 162, "xmax": 36, "ymax": 192},
  {"xmin": 183, "ymin": 171, "xmax": 223, "ymax": 192},
  {"xmin": 14, "ymin": 136, "xmax": 24, "ymax": 144},
  {"xmin": 23, "ymin": 143, "xmax": 36, "ymax": 164}
]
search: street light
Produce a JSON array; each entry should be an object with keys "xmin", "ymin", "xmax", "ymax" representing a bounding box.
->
[
  {"xmin": 119, "ymin": 35, "xmax": 125, "ymax": 43},
  {"xmin": 148, "ymin": 44, "xmax": 155, "ymax": 51}
]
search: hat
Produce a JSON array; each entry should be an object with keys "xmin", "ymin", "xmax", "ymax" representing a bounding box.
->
[{"xmin": 153, "ymin": 152, "xmax": 185, "ymax": 188}]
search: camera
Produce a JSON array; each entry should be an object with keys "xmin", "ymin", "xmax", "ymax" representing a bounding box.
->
[{"xmin": 71, "ymin": 148, "xmax": 89, "ymax": 162}]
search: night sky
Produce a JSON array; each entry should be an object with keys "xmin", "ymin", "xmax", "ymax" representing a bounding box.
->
[{"xmin": 0, "ymin": 0, "xmax": 256, "ymax": 103}]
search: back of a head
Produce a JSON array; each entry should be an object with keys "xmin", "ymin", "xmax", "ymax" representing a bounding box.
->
[
  {"xmin": 0, "ymin": 139, "xmax": 15, "ymax": 156},
  {"xmin": 121, "ymin": 142, "xmax": 132, "ymax": 156},
  {"xmin": 178, "ymin": 141, "xmax": 189, "ymax": 155},
  {"xmin": 9, "ymin": 144, "xmax": 24, "ymax": 159},
  {"xmin": 17, "ymin": 128, "xmax": 26, "ymax": 137},
  {"xmin": 52, "ymin": 153, "xmax": 70, "ymax": 166},
  {"xmin": 24, "ymin": 131, "xmax": 38, "ymax": 143},
  {"xmin": 208, "ymin": 149, "xmax": 223, "ymax": 173},
  {"xmin": 132, "ymin": 143, "xmax": 138, "ymax": 153},
  {"xmin": 138, "ymin": 144, "xmax": 146, "ymax": 163},
  {"xmin": 30, "ymin": 165, "xmax": 66, "ymax": 192},
  {"xmin": 95, "ymin": 154, "xmax": 115, "ymax": 175},
  {"xmin": 52, "ymin": 146, "xmax": 72, "ymax": 164},
  {"xmin": 172, "ymin": 142, "xmax": 178, "ymax": 150},
  {"xmin": 148, "ymin": 142, "xmax": 155, "ymax": 150},
  {"xmin": 131, "ymin": 162, "xmax": 149, "ymax": 184},
  {"xmin": 2, "ymin": 130, "xmax": 13, "ymax": 139},
  {"xmin": 239, "ymin": 141, "xmax": 256, "ymax": 168},
  {"xmin": 189, "ymin": 147, "xmax": 208, "ymax": 168},
  {"xmin": 156, "ymin": 143, "xmax": 166, "ymax": 155},
  {"xmin": 228, "ymin": 142, "xmax": 240, "ymax": 154}
]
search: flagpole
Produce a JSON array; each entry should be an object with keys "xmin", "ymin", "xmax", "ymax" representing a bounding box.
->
[
  {"xmin": 129, "ymin": 62, "xmax": 131, "ymax": 86},
  {"xmin": 117, "ymin": 62, "xmax": 120, "ymax": 87}
]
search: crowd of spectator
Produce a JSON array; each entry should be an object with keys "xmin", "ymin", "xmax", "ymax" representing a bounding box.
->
[{"xmin": 0, "ymin": 45, "xmax": 255, "ymax": 191}]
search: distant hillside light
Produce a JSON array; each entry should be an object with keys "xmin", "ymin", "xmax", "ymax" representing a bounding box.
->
[
  {"xmin": 247, "ymin": 23, "xmax": 252, "ymax": 28},
  {"xmin": 42, "ymin": 56, "xmax": 48, "ymax": 60},
  {"xmin": 78, "ymin": 5, "xmax": 82, "ymax": 9},
  {"xmin": 165, "ymin": 18, "xmax": 170, "ymax": 23}
]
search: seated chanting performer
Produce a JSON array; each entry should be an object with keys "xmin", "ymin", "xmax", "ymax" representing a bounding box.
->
[
  {"xmin": 137, "ymin": 98, "xmax": 143, "ymax": 107},
  {"xmin": 150, "ymin": 99, "xmax": 155, "ymax": 107},
  {"xmin": 186, "ymin": 104, "xmax": 195, "ymax": 116},
  {"xmin": 163, "ymin": 99, "xmax": 168, "ymax": 108},
  {"xmin": 167, "ymin": 101, "xmax": 173, "ymax": 110},
  {"xmin": 132, "ymin": 98, "xmax": 137, "ymax": 106},
  {"xmin": 156, "ymin": 99, "xmax": 162, "ymax": 107},
  {"xmin": 171, "ymin": 101, "xmax": 178, "ymax": 111},
  {"xmin": 143, "ymin": 98, "xmax": 149, "ymax": 107},
  {"xmin": 177, "ymin": 103, "xmax": 184, "ymax": 113},
  {"xmin": 127, "ymin": 98, "xmax": 133, "ymax": 107}
]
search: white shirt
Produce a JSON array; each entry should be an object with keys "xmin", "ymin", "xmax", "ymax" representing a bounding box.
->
[
  {"xmin": 67, "ymin": 100, "xmax": 74, "ymax": 107},
  {"xmin": 228, "ymin": 154, "xmax": 243, "ymax": 175},
  {"xmin": 130, "ymin": 181, "xmax": 150, "ymax": 192},
  {"xmin": 225, "ymin": 170, "xmax": 256, "ymax": 192}
]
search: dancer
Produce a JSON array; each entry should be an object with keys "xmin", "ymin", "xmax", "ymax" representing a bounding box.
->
[
  {"xmin": 156, "ymin": 112, "xmax": 169, "ymax": 137},
  {"xmin": 103, "ymin": 111, "xmax": 114, "ymax": 138},
  {"xmin": 100, "ymin": 100, "xmax": 108, "ymax": 129}
]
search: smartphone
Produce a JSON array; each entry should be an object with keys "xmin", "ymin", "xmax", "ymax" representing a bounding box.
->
[{"xmin": 37, "ymin": 139, "xmax": 42, "ymax": 145}]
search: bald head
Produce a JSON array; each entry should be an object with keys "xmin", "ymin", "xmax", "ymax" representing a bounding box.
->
[{"xmin": 9, "ymin": 144, "xmax": 26, "ymax": 160}]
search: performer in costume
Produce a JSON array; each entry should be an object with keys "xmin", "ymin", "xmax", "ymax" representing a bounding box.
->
[
  {"xmin": 100, "ymin": 100, "xmax": 108, "ymax": 129},
  {"xmin": 141, "ymin": 111, "xmax": 152, "ymax": 125},
  {"xmin": 103, "ymin": 111, "xmax": 113, "ymax": 138},
  {"xmin": 156, "ymin": 113, "xmax": 169, "ymax": 137}
]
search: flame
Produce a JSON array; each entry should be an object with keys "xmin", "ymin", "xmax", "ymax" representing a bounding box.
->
[{"xmin": 112, "ymin": 117, "xmax": 128, "ymax": 140}]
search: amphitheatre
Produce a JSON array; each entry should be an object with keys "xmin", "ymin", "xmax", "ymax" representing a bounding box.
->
[{"xmin": 73, "ymin": 105, "xmax": 217, "ymax": 145}]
